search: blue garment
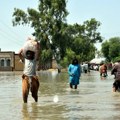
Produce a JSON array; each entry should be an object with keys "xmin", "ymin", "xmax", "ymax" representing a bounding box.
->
[{"xmin": 68, "ymin": 64, "xmax": 81, "ymax": 85}]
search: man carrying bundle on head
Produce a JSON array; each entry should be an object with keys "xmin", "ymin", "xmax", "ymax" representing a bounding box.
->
[{"xmin": 18, "ymin": 37, "xmax": 40, "ymax": 103}]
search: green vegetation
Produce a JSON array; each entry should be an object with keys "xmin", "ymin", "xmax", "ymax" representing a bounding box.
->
[
  {"xmin": 12, "ymin": 0, "xmax": 103, "ymax": 67},
  {"xmin": 101, "ymin": 37, "xmax": 120, "ymax": 63}
]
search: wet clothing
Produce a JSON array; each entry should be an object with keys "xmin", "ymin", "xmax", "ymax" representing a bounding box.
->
[
  {"xmin": 99, "ymin": 64, "xmax": 107, "ymax": 77},
  {"xmin": 113, "ymin": 80, "xmax": 120, "ymax": 91},
  {"xmin": 111, "ymin": 63, "xmax": 120, "ymax": 81},
  {"xmin": 22, "ymin": 74, "xmax": 39, "ymax": 103},
  {"xmin": 68, "ymin": 64, "xmax": 81, "ymax": 85},
  {"xmin": 111, "ymin": 62, "xmax": 120, "ymax": 91}
]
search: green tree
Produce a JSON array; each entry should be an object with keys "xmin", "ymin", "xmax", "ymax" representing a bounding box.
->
[
  {"xmin": 95, "ymin": 50, "xmax": 103, "ymax": 58},
  {"xmin": 101, "ymin": 41, "xmax": 110, "ymax": 61},
  {"xmin": 63, "ymin": 18, "xmax": 103, "ymax": 62},
  {"xmin": 12, "ymin": 0, "xmax": 68, "ymax": 63},
  {"xmin": 101, "ymin": 37, "xmax": 120, "ymax": 62},
  {"xmin": 60, "ymin": 48, "xmax": 75, "ymax": 67},
  {"xmin": 12, "ymin": 1, "xmax": 103, "ymax": 67},
  {"xmin": 83, "ymin": 18, "xmax": 102, "ymax": 43}
]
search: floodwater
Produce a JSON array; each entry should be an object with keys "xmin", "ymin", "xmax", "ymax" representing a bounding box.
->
[{"xmin": 0, "ymin": 70, "xmax": 120, "ymax": 120}]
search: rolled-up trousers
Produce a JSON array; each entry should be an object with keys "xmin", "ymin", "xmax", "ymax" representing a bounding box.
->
[{"xmin": 22, "ymin": 74, "xmax": 39, "ymax": 103}]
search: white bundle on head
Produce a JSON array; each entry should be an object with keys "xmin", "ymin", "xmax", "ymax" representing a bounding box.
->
[{"xmin": 22, "ymin": 37, "xmax": 38, "ymax": 58}]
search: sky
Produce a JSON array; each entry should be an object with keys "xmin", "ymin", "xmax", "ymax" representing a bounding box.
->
[{"xmin": 0, "ymin": 0, "xmax": 120, "ymax": 53}]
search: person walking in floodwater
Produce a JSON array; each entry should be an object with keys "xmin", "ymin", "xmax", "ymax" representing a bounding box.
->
[
  {"xmin": 68, "ymin": 58, "xmax": 81, "ymax": 89},
  {"xmin": 18, "ymin": 37, "xmax": 40, "ymax": 103},
  {"xmin": 111, "ymin": 60, "xmax": 120, "ymax": 92},
  {"xmin": 99, "ymin": 63, "xmax": 107, "ymax": 77}
]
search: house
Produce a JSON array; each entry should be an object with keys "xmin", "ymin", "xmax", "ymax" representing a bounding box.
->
[
  {"xmin": 0, "ymin": 50, "xmax": 57, "ymax": 71},
  {"xmin": 0, "ymin": 51, "xmax": 24, "ymax": 71},
  {"xmin": 0, "ymin": 51, "xmax": 15, "ymax": 71}
]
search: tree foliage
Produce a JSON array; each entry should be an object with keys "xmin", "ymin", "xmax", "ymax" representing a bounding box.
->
[
  {"xmin": 12, "ymin": 1, "xmax": 103, "ymax": 67},
  {"xmin": 101, "ymin": 37, "xmax": 120, "ymax": 62},
  {"xmin": 12, "ymin": 0, "xmax": 68, "ymax": 62},
  {"xmin": 62, "ymin": 18, "xmax": 103, "ymax": 62}
]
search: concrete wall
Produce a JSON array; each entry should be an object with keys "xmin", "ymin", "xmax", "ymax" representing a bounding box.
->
[
  {"xmin": 14, "ymin": 54, "xmax": 24, "ymax": 71},
  {"xmin": 0, "ymin": 51, "xmax": 56, "ymax": 71},
  {"xmin": 0, "ymin": 52, "xmax": 15, "ymax": 71}
]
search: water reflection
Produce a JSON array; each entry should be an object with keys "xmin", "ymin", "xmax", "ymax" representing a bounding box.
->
[
  {"xmin": 0, "ymin": 71, "xmax": 120, "ymax": 120},
  {"xmin": 22, "ymin": 103, "xmax": 40, "ymax": 120}
]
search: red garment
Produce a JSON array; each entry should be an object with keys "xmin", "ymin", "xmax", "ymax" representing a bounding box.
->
[{"xmin": 100, "ymin": 64, "xmax": 107, "ymax": 73}]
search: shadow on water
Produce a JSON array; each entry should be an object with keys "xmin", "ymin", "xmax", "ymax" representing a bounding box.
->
[{"xmin": 1, "ymin": 70, "xmax": 120, "ymax": 120}]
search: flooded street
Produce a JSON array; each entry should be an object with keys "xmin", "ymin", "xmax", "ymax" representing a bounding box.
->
[{"xmin": 0, "ymin": 70, "xmax": 120, "ymax": 120}]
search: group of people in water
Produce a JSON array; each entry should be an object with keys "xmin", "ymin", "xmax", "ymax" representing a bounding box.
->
[
  {"xmin": 68, "ymin": 58, "xmax": 120, "ymax": 93},
  {"xmin": 19, "ymin": 36, "xmax": 120, "ymax": 103}
]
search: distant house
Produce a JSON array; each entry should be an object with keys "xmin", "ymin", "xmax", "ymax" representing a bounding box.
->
[
  {"xmin": 0, "ymin": 51, "xmax": 15, "ymax": 71},
  {"xmin": 0, "ymin": 51, "xmax": 24, "ymax": 71},
  {"xmin": 0, "ymin": 50, "xmax": 57, "ymax": 71}
]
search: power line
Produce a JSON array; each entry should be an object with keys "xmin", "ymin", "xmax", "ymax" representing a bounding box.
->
[
  {"xmin": 0, "ymin": 20, "xmax": 34, "ymax": 47},
  {"xmin": 0, "ymin": 20, "xmax": 27, "ymax": 41},
  {"xmin": 0, "ymin": 28, "xmax": 23, "ymax": 46}
]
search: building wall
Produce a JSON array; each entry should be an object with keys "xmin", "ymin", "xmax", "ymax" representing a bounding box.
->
[
  {"xmin": 0, "ymin": 52, "xmax": 15, "ymax": 71},
  {"xmin": 14, "ymin": 54, "xmax": 24, "ymax": 71},
  {"xmin": 0, "ymin": 51, "xmax": 56, "ymax": 71}
]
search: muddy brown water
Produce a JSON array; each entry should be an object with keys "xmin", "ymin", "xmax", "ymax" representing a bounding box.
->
[{"xmin": 0, "ymin": 70, "xmax": 120, "ymax": 120}]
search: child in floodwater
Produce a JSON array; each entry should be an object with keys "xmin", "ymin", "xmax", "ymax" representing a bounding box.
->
[{"xmin": 68, "ymin": 58, "xmax": 81, "ymax": 89}]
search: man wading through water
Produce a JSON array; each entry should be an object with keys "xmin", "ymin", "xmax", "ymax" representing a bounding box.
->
[
  {"xmin": 111, "ymin": 60, "xmax": 120, "ymax": 92},
  {"xmin": 18, "ymin": 37, "xmax": 40, "ymax": 103}
]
